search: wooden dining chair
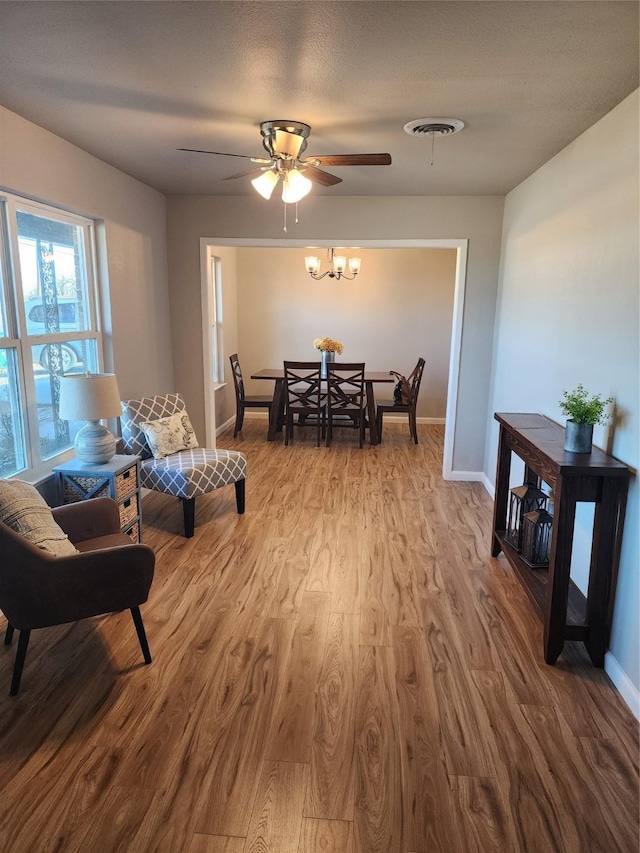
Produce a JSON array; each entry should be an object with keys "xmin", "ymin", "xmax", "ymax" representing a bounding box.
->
[
  {"xmin": 229, "ymin": 353, "xmax": 277, "ymax": 438},
  {"xmin": 326, "ymin": 363, "xmax": 367, "ymax": 448},
  {"xmin": 283, "ymin": 361, "xmax": 326, "ymax": 446},
  {"xmin": 376, "ymin": 357, "xmax": 426, "ymax": 444}
]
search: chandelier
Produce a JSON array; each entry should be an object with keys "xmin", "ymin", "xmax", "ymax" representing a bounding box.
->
[{"xmin": 305, "ymin": 248, "xmax": 361, "ymax": 281}]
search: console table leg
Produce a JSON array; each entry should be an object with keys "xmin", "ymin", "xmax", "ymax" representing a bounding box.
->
[
  {"xmin": 584, "ymin": 478, "xmax": 627, "ymax": 667},
  {"xmin": 543, "ymin": 477, "xmax": 577, "ymax": 665},
  {"xmin": 491, "ymin": 426, "xmax": 511, "ymax": 557}
]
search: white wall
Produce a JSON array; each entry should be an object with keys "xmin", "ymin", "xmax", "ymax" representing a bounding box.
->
[
  {"xmin": 0, "ymin": 106, "xmax": 174, "ymax": 400},
  {"xmin": 167, "ymin": 195, "xmax": 504, "ymax": 474},
  {"xmin": 485, "ymin": 91, "xmax": 639, "ymax": 708}
]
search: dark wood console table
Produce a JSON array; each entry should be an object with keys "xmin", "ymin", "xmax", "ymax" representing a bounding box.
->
[{"xmin": 491, "ymin": 413, "xmax": 630, "ymax": 666}]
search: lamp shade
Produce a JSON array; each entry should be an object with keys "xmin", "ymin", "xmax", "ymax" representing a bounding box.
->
[
  {"xmin": 251, "ymin": 170, "xmax": 280, "ymax": 200},
  {"xmin": 282, "ymin": 169, "xmax": 312, "ymax": 203},
  {"xmin": 59, "ymin": 373, "xmax": 122, "ymax": 422}
]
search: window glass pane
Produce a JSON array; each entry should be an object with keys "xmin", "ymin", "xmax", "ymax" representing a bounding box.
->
[
  {"xmin": 0, "ymin": 348, "xmax": 27, "ymax": 476},
  {"xmin": 32, "ymin": 339, "xmax": 99, "ymax": 461},
  {"xmin": 0, "ymin": 239, "xmax": 7, "ymax": 340},
  {"xmin": 31, "ymin": 337, "xmax": 92, "ymax": 374},
  {"xmin": 17, "ymin": 210, "xmax": 90, "ymax": 336}
]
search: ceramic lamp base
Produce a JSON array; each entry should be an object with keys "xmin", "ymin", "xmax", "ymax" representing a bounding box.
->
[{"xmin": 74, "ymin": 421, "xmax": 116, "ymax": 464}]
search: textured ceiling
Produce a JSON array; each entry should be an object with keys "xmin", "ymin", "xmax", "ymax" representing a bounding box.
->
[{"xmin": 0, "ymin": 1, "xmax": 637, "ymax": 197}]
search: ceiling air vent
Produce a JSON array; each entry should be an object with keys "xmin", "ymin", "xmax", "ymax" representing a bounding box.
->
[{"xmin": 403, "ymin": 118, "xmax": 464, "ymax": 137}]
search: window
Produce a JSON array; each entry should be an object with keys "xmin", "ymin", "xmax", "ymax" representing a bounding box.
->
[{"xmin": 0, "ymin": 193, "xmax": 102, "ymax": 480}]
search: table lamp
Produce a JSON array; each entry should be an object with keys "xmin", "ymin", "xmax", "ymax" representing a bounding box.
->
[{"xmin": 59, "ymin": 373, "xmax": 122, "ymax": 464}]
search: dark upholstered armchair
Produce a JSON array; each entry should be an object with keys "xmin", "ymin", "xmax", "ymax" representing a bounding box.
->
[{"xmin": 0, "ymin": 497, "xmax": 155, "ymax": 696}]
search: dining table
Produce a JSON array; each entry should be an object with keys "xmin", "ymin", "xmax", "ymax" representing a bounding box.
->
[{"xmin": 250, "ymin": 367, "xmax": 396, "ymax": 445}]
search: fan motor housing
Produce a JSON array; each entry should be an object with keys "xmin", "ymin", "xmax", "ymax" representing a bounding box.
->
[{"xmin": 260, "ymin": 120, "xmax": 311, "ymax": 158}]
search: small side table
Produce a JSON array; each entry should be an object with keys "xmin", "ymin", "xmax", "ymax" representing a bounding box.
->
[{"xmin": 53, "ymin": 454, "xmax": 142, "ymax": 542}]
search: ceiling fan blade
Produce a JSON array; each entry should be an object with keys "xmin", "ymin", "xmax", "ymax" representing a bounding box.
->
[
  {"xmin": 178, "ymin": 148, "xmax": 272, "ymax": 163},
  {"xmin": 302, "ymin": 164, "xmax": 343, "ymax": 186},
  {"xmin": 222, "ymin": 167, "xmax": 269, "ymax": 181},
  {"xmin": 307, "ymin": 153, "xmax": 392, "ymax": 167}
]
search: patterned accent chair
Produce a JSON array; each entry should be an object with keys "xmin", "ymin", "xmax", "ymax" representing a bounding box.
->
[{"xmin": 120, "ymin": 393, "xmax": 247, "ymax": 538}]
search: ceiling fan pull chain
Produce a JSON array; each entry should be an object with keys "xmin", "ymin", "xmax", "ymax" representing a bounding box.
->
[
  {"xmin": 430, "ymin": 131, "xmax": 435, "ymax": 166},
  {"xmin": 283, "ymin": 200, "xmax": 287, "ymax": 233},
  {"xmin": 295, "ymin": 202, "xmax": 299, "ymax": 225}
]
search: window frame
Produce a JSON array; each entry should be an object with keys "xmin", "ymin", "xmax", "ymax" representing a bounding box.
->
[{"xmin": 0, "ymin": 191, "xmax": 105, "ymax": 482}]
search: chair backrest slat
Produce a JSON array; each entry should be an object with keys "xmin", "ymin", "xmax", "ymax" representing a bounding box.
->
[
  {"xmin": 327, "ymin": 363, "xmax": 366, "ymax": 413},
  {"xmin": 283, "ymin": 361, "xmax": 323, "ymax": 409},
  {"xmin": 408, "ymin": 357, "xmax": 426, "ymax": 405},
  {"xmin": 229, "ymin": 353, "xmax": 245, "ymax": 401}
]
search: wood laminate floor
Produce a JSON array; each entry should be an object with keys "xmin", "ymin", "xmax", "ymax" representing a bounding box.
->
[{"xmin": 0, "ymin": 422, "xmax": 637, "ymax": 852}]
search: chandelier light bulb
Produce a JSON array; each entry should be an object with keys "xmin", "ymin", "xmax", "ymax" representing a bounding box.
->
[
  {"xmin": 305, "ymin": 256, "xmax": 321, "ymax": 275},
  {"xmin": 332, "ymin": 255, "xmax": 346, "ymax": 274}
]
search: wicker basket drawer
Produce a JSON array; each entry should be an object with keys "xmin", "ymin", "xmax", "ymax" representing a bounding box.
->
[
  {"xmin": 125, "ymin": 521, "xmax": 140, "ymax": 543},
  {"xmin": 115, "ymin": 465, "xmax": 137, "ymax": 500},
  {"xmin": 119, "ymin": 494, "xmax": 138, "ymax": 528},
  {"xmin": 63, "ymin": 476, "xmax": 110, "ymax": 503}
]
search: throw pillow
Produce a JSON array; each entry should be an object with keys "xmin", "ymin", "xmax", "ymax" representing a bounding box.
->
[
  {"xmin": 0, "ymin": 479, "xmax": 78, "ymax": 557},
  {"xmin": 139, "ymin": 410, "xmax": 199, "ymax": 459}
]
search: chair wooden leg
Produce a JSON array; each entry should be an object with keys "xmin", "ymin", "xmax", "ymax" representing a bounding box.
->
[
  {"xmin": 233, "ymin": 406, "xmax": 243, "ymax": 438},
  {"xmin": 284, "ymin": 413, "xmax": 291, "ymax": 445},
  {"xmin": 235, "ymin": 479, "xmax": 246, "ymax": 514},
  {"xmin": 131, "ymin": 606, "xmax": 152, "ymax": 665},
  {"xmin": 410, "ymin": 410, "xmax": 419, "ymax": 444},
  {"xmin": 10, "ymin": 629, "xmax": 31, "ymax": 696},
  {"xmin": 182, "ymin": 497, "xmax": 196, "ymax": 538},
  {"xmin": 4, "ymin": 623, "xmax": 14, "ymax": 646},
  {"xmin": 376, "ymin": 411, "xmax": 384, "ymax": 444}
]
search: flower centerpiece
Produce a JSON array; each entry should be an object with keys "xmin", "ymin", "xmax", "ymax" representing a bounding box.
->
[
  {"xmin": 313, "ymin": 337, "xmax": 344, "ymax": 355},
  {"xmin": 314, "ymin": 338, "xmax": 344, "ymax": 378},
  {"xmin": 559, "ymin": 384, "xmax": 613, "ymax": 453}
]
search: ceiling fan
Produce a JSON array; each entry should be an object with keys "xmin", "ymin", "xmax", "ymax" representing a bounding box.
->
[{"xmin": 178, "ymin": 120, "xmax": 392, "ymax": 203}]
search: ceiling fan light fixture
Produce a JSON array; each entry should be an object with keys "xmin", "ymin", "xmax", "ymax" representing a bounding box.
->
[
  {"xmin": 348, "ymin": 257, "xmax": 361, "ymax": 275},
  {"xmin": 282, "ymin": 169, "xmax": 312, "ymax": 204},
  {"xmin": 251, "ymin": 169, "xmax": 279, "ymax": 199}
]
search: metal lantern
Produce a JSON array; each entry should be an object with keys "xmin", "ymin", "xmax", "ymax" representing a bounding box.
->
[
  {"xmin": 521, "ymin": 509, "xmax": 554, "ymax": 567},
  {"xmin": 506, "ymin": 484, "xmax": 547, "ymax": 552}
]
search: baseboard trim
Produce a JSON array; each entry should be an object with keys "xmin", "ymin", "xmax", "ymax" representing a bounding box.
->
[
  {"xmin": 216, "ymin": 415, "xmax": 236, "ymax": 436},
  {"xmin": 480, "ymin": 474, "xmax": 495, "ymax": 498},
  {"xmin": 604, "ymin": 651, "xmax": 640, "ymax": 720},
  {"xmin": 444, "ymin": 469, "xmax": 485, "ymax": 482}
]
